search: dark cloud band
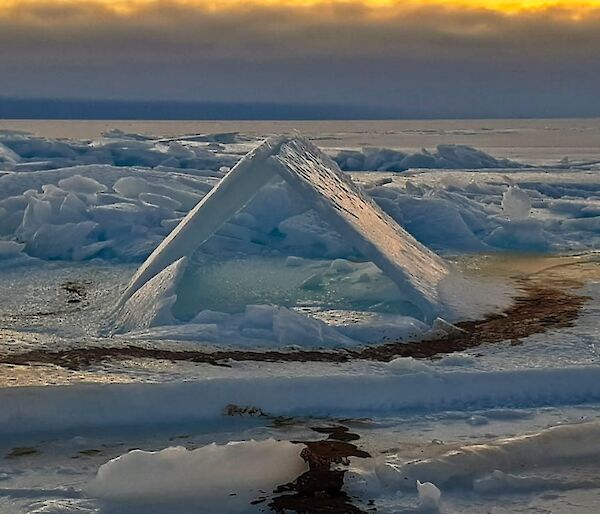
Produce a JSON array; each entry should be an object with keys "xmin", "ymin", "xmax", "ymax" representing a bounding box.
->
[{"xmin": 1, "ymin": 1, "xmax": 599, "ymax": 117}]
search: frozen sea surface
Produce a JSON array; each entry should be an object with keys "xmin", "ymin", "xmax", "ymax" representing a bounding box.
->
[
  {"xmin": 1, "ymin": 120, "xmax": 600, "ymax": 513},
  {"xmin": 2, "ymin": 118, "xmax": 600, "ymax": 164}
]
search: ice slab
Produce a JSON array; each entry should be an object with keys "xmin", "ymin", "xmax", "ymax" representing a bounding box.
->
[{"xmin": 88, "ymin": 439, "xmax": 307, "ymax": 510}]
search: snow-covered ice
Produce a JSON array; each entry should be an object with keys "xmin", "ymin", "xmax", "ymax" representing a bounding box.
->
[{"xmin": 1, "ymin": 120, "xmax": 600, "ymax": 514}]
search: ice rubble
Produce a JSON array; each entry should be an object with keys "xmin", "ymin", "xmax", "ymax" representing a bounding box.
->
[
  {"xmin": 502, "ymin": 185, "xmax": 531, "ymax": 220},
  {"xmin": 0, "ymin": 130, "xmax": 527, "ymax": 175},
  {"xmin": 1, "ymin": 130, "xmax": 600, "ymax": 342},
  {"xmin": 0, "ymin": 131, "xmax": 242, "ymax": 172},
  {"xmin": 0, "ymin": 141, "xmax": 21, "ymax": 165},
  {"xmin": 333, "ymin": 144, "xmax": 525, "ymax": 172},
  {"xmin": 114, "ymin": 255, "xmax": 358, "ymax": 347},
  {"xmin": 0, "ymin": 165, "xmax": 219, "ymax": 261},
  {"xmin": 417, "ymin": 480, "xmax": 442, "ymax": 511},
  {"xmin": 1, "ymin": 130, "xmax": 599, "ymax": 265},
  {"xmin": 88, "ymin": 439, "xmax": 307, "ymax": 510}
]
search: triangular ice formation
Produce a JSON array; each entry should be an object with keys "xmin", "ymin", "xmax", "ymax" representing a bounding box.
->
[{"xmin": 119, "ymin": 136, "xmax": 451, "ymax": 319}]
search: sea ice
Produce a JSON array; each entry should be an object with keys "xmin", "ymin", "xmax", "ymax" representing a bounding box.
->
[
  {"xmin": 1, "ymin": 130, "xmax": 599, "ymax": 268},
  {"xmin": 87, "ymin": 438, "xmax": 307, "ymax": 510},
  {"xmin": 334, "ymin": 144, "xmax": 524, "ymax": 172},
  {"xmin": 0, "ymin": 141, "xmax": 21, "ymax": 165},
  {"xmin": 113, "ymin": 257, "xmax": 187, "ymax": 333},
  {"xmin": 4, "ymin": 365, "xmax": 600, "ymax": 436},
  {"xmin": 502, "ymin": 185, "xmax": 531, "ymax": 220}
]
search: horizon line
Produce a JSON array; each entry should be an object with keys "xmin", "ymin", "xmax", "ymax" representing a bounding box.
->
[{"xmin": 2, "ymin": 97, "xmax": 600, "ymax": 121}]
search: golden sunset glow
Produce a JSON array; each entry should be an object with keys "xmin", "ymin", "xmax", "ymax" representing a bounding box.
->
[{"xmin": 1, "ymin": 0, "xmax": 600, "ymax": 17}]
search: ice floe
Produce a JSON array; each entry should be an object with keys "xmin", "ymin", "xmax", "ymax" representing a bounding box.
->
[{"xmin": 87, "ymin": 439, "xmax": 306, "ymax": 511}]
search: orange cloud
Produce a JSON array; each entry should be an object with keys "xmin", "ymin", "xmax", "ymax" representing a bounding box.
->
[{"xmin": 1, "ymin": 0, "xmax": 600, "ymax": 18}]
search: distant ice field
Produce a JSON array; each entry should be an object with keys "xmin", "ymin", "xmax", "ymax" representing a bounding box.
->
[{"xmin": 2, "ymin": 117, "xmax": 600, "ymax": 163}]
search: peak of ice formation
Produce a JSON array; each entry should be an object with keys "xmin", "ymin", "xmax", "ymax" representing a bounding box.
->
[{"xmin": 0, "ymin": 128, "xmax": 565, "ymax": 348}]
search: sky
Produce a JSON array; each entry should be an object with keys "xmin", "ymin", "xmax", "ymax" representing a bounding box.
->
[{"xmin": 1, "ymin": 0, "xmax": 599, "ymax": 118}]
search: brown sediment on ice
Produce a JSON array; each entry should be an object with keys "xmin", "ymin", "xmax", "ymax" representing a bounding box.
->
[
  {"xmin": 5, "ymin": 446, "xmax": 40, "ymax": 459},
  {"xmin": 358, "ymin": 277, "xmax": 588, "ymax": 360},
  {"xmin": 267, "ymin": 425, "xmax": 371, "ymax": 514},
  {"xmin": 0, "ymin": 275, "xmax": 589, "ymax": 370}
]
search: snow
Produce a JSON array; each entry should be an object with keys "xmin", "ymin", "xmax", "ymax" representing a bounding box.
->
[{"xmin": 87, "ymin": 439, "xmax": 307, "ymax": 510}]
